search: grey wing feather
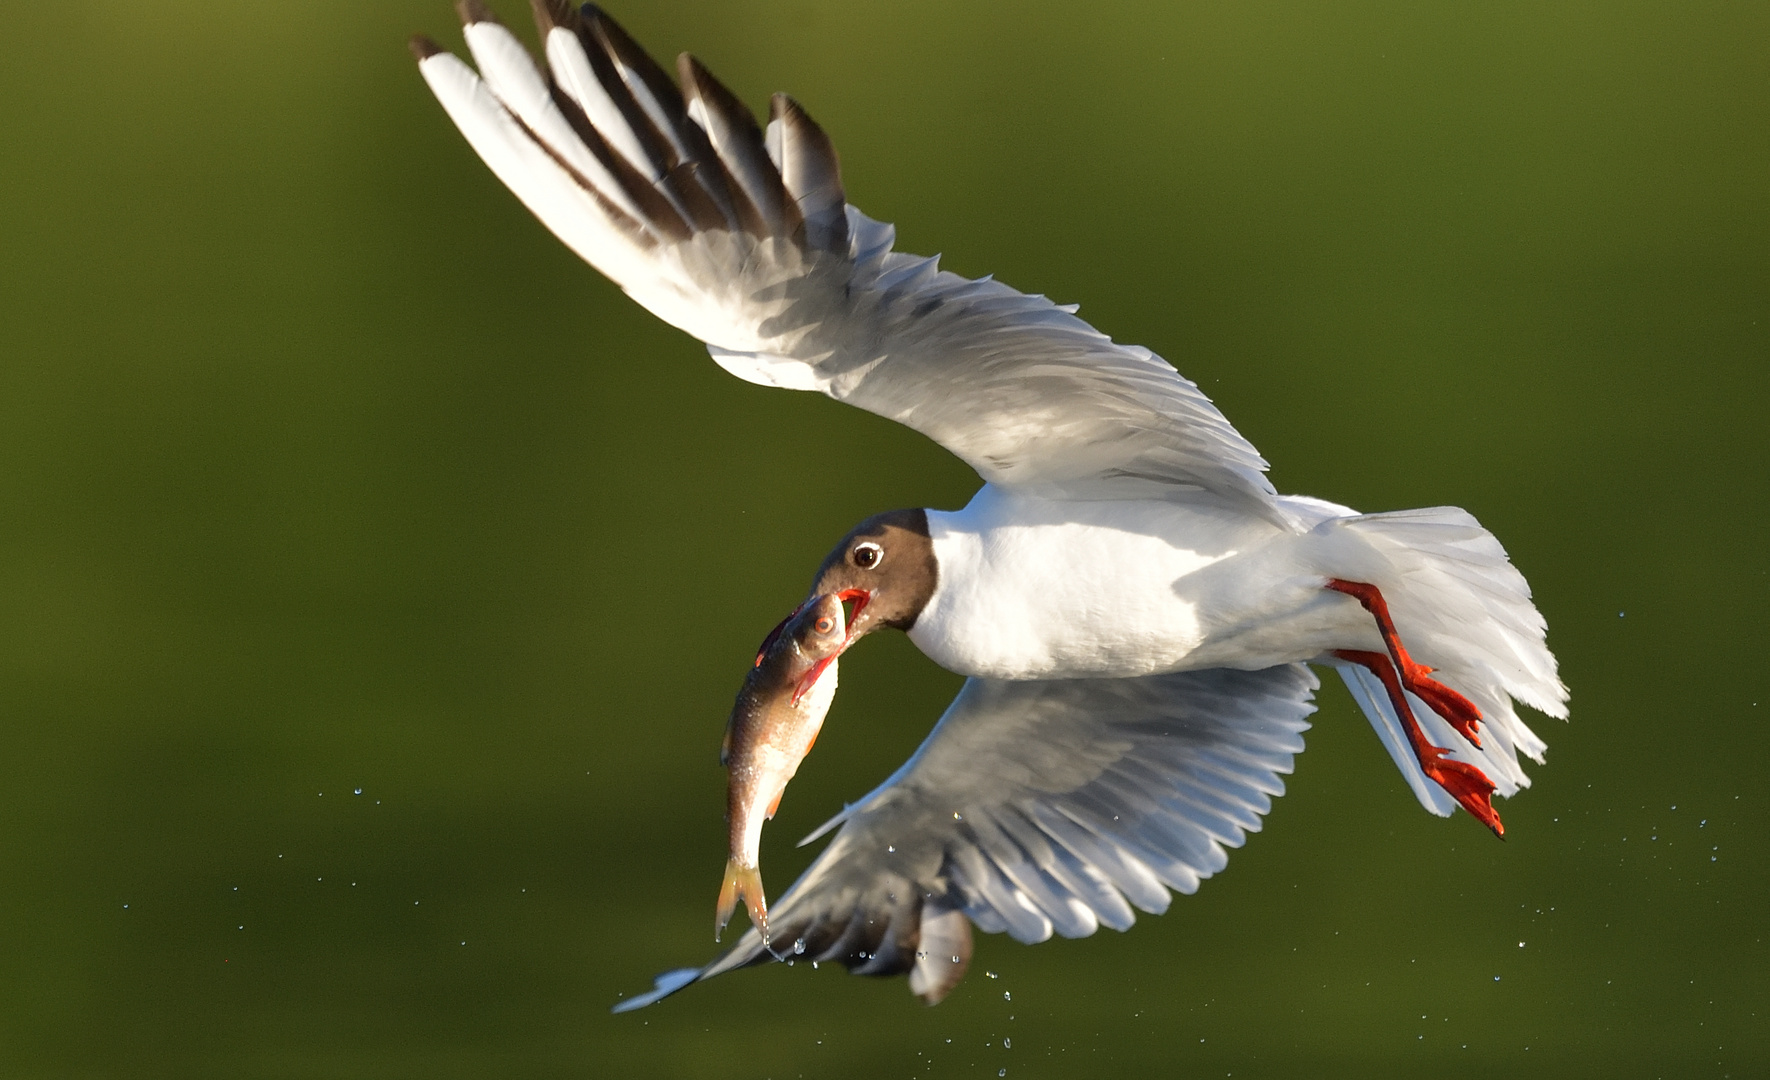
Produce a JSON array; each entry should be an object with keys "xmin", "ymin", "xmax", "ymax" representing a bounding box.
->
[
  {"xmin": 611, "ymin": 665, "xmax": 1317, "ymax": 1010},
  {"xmin": 415, "ymin": 6, "xmax": 1278, "ymax": 509}
]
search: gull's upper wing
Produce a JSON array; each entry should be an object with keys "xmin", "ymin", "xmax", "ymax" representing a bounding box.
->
[
  {"xmin": 415, "ymin": 2, "xmax": 1278, "ymax": 509},
  {"xmin": 612, "ymin": 665, "xmax": 1317, "ymax": 1011}
]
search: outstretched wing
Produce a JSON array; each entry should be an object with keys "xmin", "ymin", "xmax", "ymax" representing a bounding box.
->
[
  {"xmin": 414, "ymin": 2, "xmax": 1278, "ymax": 509},
  {"xmin": 612, "ymin": 665, "xmax": 1317, "ymax": 1011}
]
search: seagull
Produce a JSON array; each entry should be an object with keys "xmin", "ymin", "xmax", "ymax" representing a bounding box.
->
[{"xmin": 411, "ymin": 1, "xmax": 1568, "ymax": 1011}]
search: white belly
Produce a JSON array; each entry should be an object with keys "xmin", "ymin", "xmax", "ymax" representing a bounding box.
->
[{"xmin": 907, "ymin": 487, "xmax": 1313, "ymax": 679}]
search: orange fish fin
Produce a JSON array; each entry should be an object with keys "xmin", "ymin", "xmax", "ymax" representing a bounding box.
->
[
  {"xmin": 714, "ymin": 859, "xmax": 769, "ymax": 943},
  {"xmin": 765, "ymin": 789, "xmax": 783, "ymax": 819}
]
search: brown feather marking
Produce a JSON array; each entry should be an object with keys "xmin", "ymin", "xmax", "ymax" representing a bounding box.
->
[
  {"xmin": 455, "ymin": 0, "xmax": 498, "ymax": 27},
  {"xmin": 769, "ymin": 93, "xmax": 847, "ymax": 253},
  {"xmin": 503, "ymin": 100, "xmax": 657, "ymax": 249},
  {"xmin": 547, "ymin": 80, "xmax": 689, "ymax": 242},
  {"xmin": 579, "ymin": 7, "xmax": 737, "ymax": 230},
  {"xmin": 678, "ymin": 52, "xmax": 783, "ymax": 237},
  {"xmin": 409, "ymin": 35, "xmax": 444, "ymax": 62}
]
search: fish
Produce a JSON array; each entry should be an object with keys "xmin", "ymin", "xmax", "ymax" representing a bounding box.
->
[{"xmin": 715, "ymin": 591, "xmax": 851, "ymax": 944}]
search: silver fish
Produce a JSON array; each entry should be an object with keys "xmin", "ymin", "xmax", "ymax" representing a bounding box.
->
[{"xmin": 715, "ymin": 592, "xmax": 851, "ymax": 942}]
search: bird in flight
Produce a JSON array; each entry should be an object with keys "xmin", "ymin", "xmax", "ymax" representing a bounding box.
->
[{"xmin": 411, "ymin": 1, "xmax": 1567, "ymax": 1011}]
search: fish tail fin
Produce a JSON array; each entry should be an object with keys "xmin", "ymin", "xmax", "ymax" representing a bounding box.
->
[{"xmin": 714, "ymin": 859, "xmax": 769, "ymax": 943}]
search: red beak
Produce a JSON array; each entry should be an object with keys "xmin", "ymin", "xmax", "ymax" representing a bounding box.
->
[{"xmin": 832, "ymin": 588, "xmax": 872, "ymax": 643}]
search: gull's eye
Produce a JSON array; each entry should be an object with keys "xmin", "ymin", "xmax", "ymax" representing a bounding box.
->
[
  {"xmin": 814, "ymin": 616, "xmax": 836, "ymax": 634},
  {"xmin": 852, "ymin": 542, "xmax": 883, "ymax": 569}
]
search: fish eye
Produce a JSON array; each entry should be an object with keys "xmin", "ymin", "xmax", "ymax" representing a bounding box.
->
[
  {"xmin": 814, "ymin": 616, "xmax": 836, "ymax": 634},
  {"xmin": 852, "ymin": 542, "xmax": 883, "ymax": 569}
]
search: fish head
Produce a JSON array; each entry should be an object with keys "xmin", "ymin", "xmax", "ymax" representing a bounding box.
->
[
  {"xmin": 781, "ymin": 592, "xmax": 846, "ymax": 705},
  {"xmin": 789, "ymin": 592, "xmax": 848, "ymax": 661}
]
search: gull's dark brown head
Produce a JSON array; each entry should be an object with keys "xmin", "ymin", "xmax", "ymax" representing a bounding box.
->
[{"xmin": 809, "ymin": 508, "xmax": 938, "ymax": 642}]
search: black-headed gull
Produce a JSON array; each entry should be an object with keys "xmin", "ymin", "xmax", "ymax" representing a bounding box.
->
[{"xmin": 411, "ymin": 2, "xmax": 1567, "ymax": 1010}]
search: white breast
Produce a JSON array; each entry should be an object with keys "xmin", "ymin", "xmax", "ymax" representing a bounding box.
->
[{"xmin": 907, "ymin": 486, "xmax": 1286, "ymax": 679}]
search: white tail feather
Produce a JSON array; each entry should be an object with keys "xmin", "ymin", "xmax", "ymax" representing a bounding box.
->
[{"xmin": 1318, "ymin": 507, "xmax": 1567, "ymax": 813}]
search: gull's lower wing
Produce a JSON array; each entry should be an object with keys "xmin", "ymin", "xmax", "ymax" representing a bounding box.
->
[
  {"xmin": 612, "ymin": 665, "xmax": 1317, "ymax": 1012},
  {"xmin": 414, "ymin": 2, "xmax": 1278, "ymax": 509}
]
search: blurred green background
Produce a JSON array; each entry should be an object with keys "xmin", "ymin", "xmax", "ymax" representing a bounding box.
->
[{"xmin": 1, "ymin": 0, "xmax": 1764, "ymax": 1076}]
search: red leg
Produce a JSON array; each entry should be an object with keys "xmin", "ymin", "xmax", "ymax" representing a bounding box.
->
[
  {"xmin": 1325, "ymin": 579, "xmax": 1484, "ymax": 747},
  {"xmin": 1335, "ymin": 648, "xmax": 1504, "ymax": 837}
]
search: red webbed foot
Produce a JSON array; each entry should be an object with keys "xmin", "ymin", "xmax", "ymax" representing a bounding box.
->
[
  {"xmin": 1334, "ymin": 647, "xmax": 1504, "ymax": 837},
  {"xmin": 1326, "ymin": 579, "xmax": 1485, "ymax": 747}
]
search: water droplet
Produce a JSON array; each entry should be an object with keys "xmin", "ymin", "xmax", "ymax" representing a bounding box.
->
[
  {"xmin": 887, "ymin": 845, "xmax": 895, "ymax": 853},
  {"xmin": 1004, "ymin": 1037, "xmax": 1011, "ymax": 1048},
  {"xmin": 951, "ymin": 955, "xmax": 961, "ymax": 963},
  {"xmin": 237, "ymin": 925, "xmax": 243, "ymax": 930},
  {"xmin": 986, "ymin": 971, "xmax": 998, "ymax": 979},
  {"xmin": 953, "ymin": 812, "xmax": 962, "ymax": 821},
  {"xmin": 1003, "ymin": 991, "xmax": 1011, "ymax": 1001},
  {"xmin": 1519, "ymin": 942, "xmax": 1526, "ymax": 948},
  {"xmin": 999, "ymin": 1071, "xmax": 1006, "ymax": 1077},
  {"xmin": 354, "ymin": 788, "xmax": 362, "ymax": 795},
  {"xmin": 1494, "ymin": 976, "xmax": 1501, "ymax": 981},
  {"xmin": 793, "ymin": 937, "xmax": 806, "ymax": 955}
]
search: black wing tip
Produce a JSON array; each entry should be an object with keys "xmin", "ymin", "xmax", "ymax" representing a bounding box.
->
[
  {"xmin": 770, "ymin": 92, "xmax": 836, "ymax": 145},
  {"xmin": 581, "ymin": 3, "xmax": 659, "ymax": 79},
  {"xmin": 529, "ymin": 0, "xmax": 579, "ymax": 33},
  {"xmin": 409, "ymin": 34, "xmax": 445, "ymax": 61},
  {"xmin": 455, "ymin": 0, "xmax": 499, "ymax": 27},
  {"xmin": 676, "ymin": 50, "xmax": 706, "ymax": 88}
]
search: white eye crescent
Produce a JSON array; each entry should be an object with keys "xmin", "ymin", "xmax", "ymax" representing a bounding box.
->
[{"xmin": 853, "ymin": 541, "xmax": 883, "ymax": 569}]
